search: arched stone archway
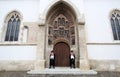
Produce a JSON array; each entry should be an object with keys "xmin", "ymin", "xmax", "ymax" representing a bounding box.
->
[{"xmin": 45, "ymin": 2, "xmax": 79, "ymax": 68}]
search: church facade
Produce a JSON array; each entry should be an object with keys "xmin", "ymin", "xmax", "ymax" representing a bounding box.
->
[{"xmin": 0, "ymin": 0, "xmax": 120, "ymax": 71}]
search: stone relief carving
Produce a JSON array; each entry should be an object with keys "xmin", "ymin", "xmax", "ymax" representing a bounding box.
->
[{"xmin": 48, "ymin": 14, "xmax": 75, "ymax": 45}]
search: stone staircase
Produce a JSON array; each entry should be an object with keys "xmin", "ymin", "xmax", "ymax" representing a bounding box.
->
[
  {"xmin": 1, "ymin": 70, "xmax": 120, "ymax": 77},
  {"xmin": 27, "ymin": 67, "xmax": 97, "ymax": 77}
]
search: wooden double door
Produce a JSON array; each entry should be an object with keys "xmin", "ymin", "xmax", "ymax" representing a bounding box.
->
[{"xmin": 53, "ymin": 42, "xmax": 70, "ymax": 67}]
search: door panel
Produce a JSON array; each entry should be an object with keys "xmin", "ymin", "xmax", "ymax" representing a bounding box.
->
[{"xmin": 53, "ymin": 42, "xmax": 70, "ymax": 67}]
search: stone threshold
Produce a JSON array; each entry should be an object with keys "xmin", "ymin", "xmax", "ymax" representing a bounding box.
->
[{"xmin": 27, "ymin": 67, "xmax": 97, "ymax": 75}]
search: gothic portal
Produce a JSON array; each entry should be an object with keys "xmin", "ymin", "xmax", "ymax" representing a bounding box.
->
[{"xmin": 45, "ymin": 2, "xmax": 79, "ymax": 67}]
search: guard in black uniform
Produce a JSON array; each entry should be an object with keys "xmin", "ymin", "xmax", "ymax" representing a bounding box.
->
[
  {"xmin": 69, "ymin": 50, "xmax": 75, "ymax": 68},
  {"xmin": 49, "ymin": 50, "xmax": 55, "ymax": 68}
]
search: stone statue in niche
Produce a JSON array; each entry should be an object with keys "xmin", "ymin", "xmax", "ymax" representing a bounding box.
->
[
  {"xmin": 59, "ymin": 27, "xmax": 64, "ymax": 36},
  {"xmin": 49, "ymin": 27, "xmax": 53, "ymax": 35},
  {"xmin": 71, "ymin": 36, "xmax": 75, "ymax": 45},
  {"xmin": 65, "ymin": 30, "xmax": 69, "ymax": 40},
  {"xmin": 54, "ymin": 30, "xmax": 58, "ymax": 36},
  {"xmin": 48, "ymin": 36, "xmax": 52, "ymax": 45},
  {"xmin": 54, "ymin": 21, "xmax": 58, "ymax": 29},
  {"xmin": 70, "ymin": 27, "xmax": 75, "ymax": 35},
  {"xmin": 65, "ymin": 21, "xmax": 69, "ymax": 28},
  {"xmin": 53, "ymin": 30, "xmax": 59, "ymax": 40}
]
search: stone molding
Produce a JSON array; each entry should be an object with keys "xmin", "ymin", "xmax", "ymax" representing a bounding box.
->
[
  {"xmin": 38, "ymin": 0, "xmax": 84, "ymax": 25},
  {"xmin": 87, "ymin": 42, "xmax": 120, "ymax": 45}
]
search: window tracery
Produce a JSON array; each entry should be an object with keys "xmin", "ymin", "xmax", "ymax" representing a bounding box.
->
[
  {"xmin": 110, "ymin": 10, "xmax": 120, "ymax": 40},
  {"xmin": 5, "ymin": 12, "xmax": 21, "ymax": 41}
]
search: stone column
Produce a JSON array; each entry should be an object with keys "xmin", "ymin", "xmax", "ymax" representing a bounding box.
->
[
  {"xmin": 34, "ymin": 25, "xmax": 45, "ymax": 70},
  {"xmin": 78, "ymin": 23, "xmax": 90, "ymax": 70}
]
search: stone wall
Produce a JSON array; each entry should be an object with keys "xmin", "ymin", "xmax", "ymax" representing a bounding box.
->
[
  {"xmin": 0, "ymin": 61, "xmax": 35, "ymax": 71},
  {"xmin": 90, "ymin": 60, "xmax": 120, "ymax": 71}
]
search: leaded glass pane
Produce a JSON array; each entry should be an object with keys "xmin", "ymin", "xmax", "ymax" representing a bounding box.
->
[
  {"xmin": 14, "ymin": 19, "xmax": 20, "ymax": 41},
  {"xmin": 115, "ymin": 18, "xmax": 120, "ymax": 40},
  {"xmin": 5, "ymin": 19, "xmax": 12, "ymax": 41},
  {"xmin": 111, "ymin": 10, "xmax": 120, "ymax": 40},
  {"xmin": 10, "ymin": 19, "xmax": 15, "ymax": 41},
  {"xmin": 111, "ymin": 18, "xmax": 118, "ymax": 40}
]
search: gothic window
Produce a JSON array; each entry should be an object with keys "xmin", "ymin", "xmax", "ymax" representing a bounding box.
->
[
  {"xmin": 5, "ymin": 13, "xmax": 21, "ymax": 41},
  {"xmin": 110, "ymin": 10, "xmax": 120, "ymax": 40}
]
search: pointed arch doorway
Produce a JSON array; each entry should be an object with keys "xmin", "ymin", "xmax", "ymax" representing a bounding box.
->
[
  {"xmin": 35, "ymin": 0, "xmax": 90, "ymax": 70},
  {"xmin": 45, "ymin": 2, "xmax": 81, "ymax": 68},
  {"xmin": 53, "ymin": 42, "xmax": 70, "ymax": 67}
]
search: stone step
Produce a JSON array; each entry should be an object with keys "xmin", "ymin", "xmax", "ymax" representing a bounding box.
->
[
  {"xmin": 27, "ymin": 67, "xmax": 97, "ymax": 77},
  {"xmin": 27, "ymin": 74, "xmax": 97, "ymax": 77}
]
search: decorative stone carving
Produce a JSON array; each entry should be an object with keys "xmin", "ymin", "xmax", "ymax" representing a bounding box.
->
[{"xmin": 48, "ymin": 14, "xmax": 75, "ymax": 45}]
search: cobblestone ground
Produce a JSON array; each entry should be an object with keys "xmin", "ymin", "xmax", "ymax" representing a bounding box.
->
[{"xmin": 0, "ymin": 71, "xmax": 120, "ymax": 77}]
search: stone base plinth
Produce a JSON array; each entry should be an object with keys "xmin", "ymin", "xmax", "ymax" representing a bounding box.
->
[
  {"xmin": 34, "ymin": 60, "xmax": 45, "ymax": 70},
  {"xmin": 79, "ymin": 60, "xmax": 90, "ymax": 70}
]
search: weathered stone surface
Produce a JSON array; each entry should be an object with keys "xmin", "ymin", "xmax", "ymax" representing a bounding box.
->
[
  {"xmin": 0, "ymin": 61, "xmax": 35, "ymax": 71},
  {"xmin": 90, "ymin": 60, "xmax": 120, "ymax": 71}
]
